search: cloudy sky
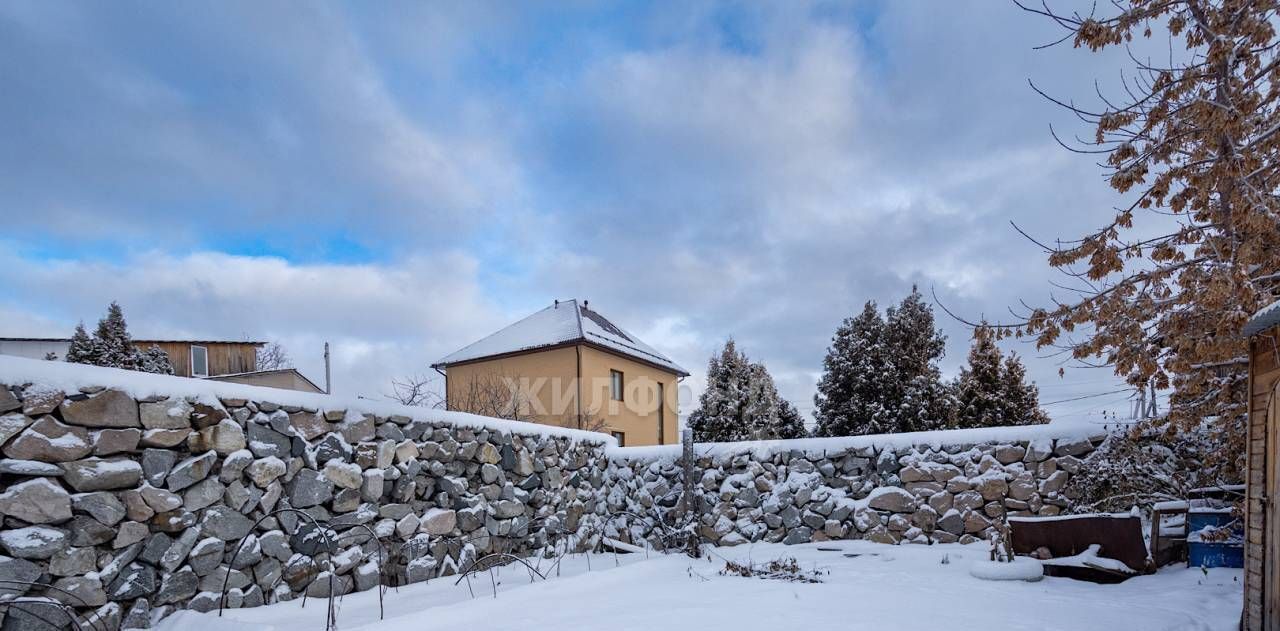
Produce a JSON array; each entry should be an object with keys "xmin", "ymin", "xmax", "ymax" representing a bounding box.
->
[{"xmin": 0, "ymin": 1, "xmax": 1147, "ymax": 425}]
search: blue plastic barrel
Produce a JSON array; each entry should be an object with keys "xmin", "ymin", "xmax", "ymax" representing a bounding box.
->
[{"xmin": 1186, "ymin": 510, "xmax": 1243, "ymax": 569}]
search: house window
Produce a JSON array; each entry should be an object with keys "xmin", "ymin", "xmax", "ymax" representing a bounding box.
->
[
  {"xmin": 658, "ymin": 382, "xmax": 665, "ymax": 445},
  {"xmin": 611, "ymin": 431, "xmax": 625, "ymax": 446},
  {"xmin": 610, "ymin": 370, "xmax": 624, "ymax": 401},
  {"xmin": 191, "ymin": 345, "xmax": 209, "ymax": 377}
]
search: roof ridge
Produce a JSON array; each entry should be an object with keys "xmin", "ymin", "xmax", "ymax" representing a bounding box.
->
[
  {"xmin": 571, "ymin": 298, "xmax": 584, "ymax": 340},
  {"xmin": 582, "ymin": 330, "xmax": 673, "ymax": 364}
]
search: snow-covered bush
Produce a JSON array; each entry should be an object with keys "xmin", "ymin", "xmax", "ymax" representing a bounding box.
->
[{"xmin": 1062, "ymin": 418, "xmax": 1239, "ymax": 513}]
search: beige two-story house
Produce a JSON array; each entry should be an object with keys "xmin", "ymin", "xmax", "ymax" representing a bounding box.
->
[{"xmin": 432, "ymin": 300, "xmax": 688, "ymax": 446}]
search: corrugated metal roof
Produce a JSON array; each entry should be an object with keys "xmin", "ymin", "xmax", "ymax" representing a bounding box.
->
[{"xmin": 432, "ymin": 300, "xmax": 689, "ymax": 376}]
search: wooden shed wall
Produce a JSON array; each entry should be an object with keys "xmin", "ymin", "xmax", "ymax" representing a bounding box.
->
[
  {"xmin": 132, "ymin": 342, "xmax": 258, "ymax": 378},
  {"xmin": 1246, "ymin": 327, "xmax": 1279, "ymax": 631}
]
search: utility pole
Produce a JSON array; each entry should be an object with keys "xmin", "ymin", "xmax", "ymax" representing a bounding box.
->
[{"xmin": 324, "ymin": 342, "xmax": 331, "ymax": 394}]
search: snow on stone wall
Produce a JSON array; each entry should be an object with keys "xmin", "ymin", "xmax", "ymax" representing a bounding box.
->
[{"xmin": 0, "ymin": 357, "xmax": 1104, "ymax": 629}]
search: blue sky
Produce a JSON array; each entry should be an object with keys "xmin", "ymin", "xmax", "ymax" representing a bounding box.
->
[{"xmin": 0, "ymin": 1, "xmax": 1149, "ymax": 423}]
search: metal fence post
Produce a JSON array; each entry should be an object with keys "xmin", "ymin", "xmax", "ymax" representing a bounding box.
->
[{"xmin": 679, "ymin": 428, "xmax": 700, "ymax": 557}]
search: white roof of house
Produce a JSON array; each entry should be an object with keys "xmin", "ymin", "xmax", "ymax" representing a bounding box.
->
[{"xmin": 432, "ymin": 300, "xmax": 689, "ymax": 376}]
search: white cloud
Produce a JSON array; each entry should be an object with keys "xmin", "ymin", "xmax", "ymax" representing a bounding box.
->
[
  {"xmin": 513, "ymin": 2, "xmax": 1133, "ymax": 419},
  {"xmin": 0, "ymin": 1, "xmax": 1139, "ymax": 423},
  {"xmin": 0, "ymin": 250, "xmax": 508, "ymax": 399},
  {"xmin": 0, "ymin": 2, "xmax": 525, "ymax": 246}
]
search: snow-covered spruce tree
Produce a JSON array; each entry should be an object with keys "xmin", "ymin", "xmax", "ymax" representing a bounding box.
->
[
  {"xmin": 688, "ymin": 340, "xmax": 749, "ymax": 442},
  {"xmin": 66, "ymin": 302, "xmax": 175, "ymax": 375},
  {"xmin": 813, "ymin": 302, "xmax": 892, "ymax": 436},
  {"xmin": 815, "ymin": 289, "xmax": 952, "ymax": 437},
  {"xmin": 92, "ymin": 302, "xmax": 139, "ymax": 370},
  {"xmin": 952, "ymin": 325, "xmax": 1049, "ymax": 428},
  {"xmin": 773, "ymin": 398, "xmax": 808, "ymax": 440},
  {"xmin": 895, "ymin": 372, "xmax": 956, "ymax": 434},
  {"xmin": 883, "ymin": 287, "xmax": 953, "ymax": 433},
  {"xmin": 742, "ymin": 362, "xmax": 781, "ymax": 440},
  {"xmin": 688, "ymin": 340, "xmax": 804, "ymax": 441},
  {"xmin": 998, "ymin": 351, "xmax": 1048, "ymax": 425},
  {"xmin": 138, "ymin": 344, "xmax": 175, "ymax": 376},
  {"xmin": 64, "ymin": 322, "xmax": 96, "ymax": 365}
]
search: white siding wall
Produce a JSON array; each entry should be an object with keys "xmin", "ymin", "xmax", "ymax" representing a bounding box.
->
[{"xmin": 0, "ymin": 340, "xmax": 70, "ymax": 361}]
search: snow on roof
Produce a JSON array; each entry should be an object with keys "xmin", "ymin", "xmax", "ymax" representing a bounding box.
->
[
  {"xmin": 0, "ymin": 355, "xmax": 611, "ymax": 445},
  {"xmin": 0, "ymin": 337, "xmax": 267, "ymax": 345},
  {"xmin": 1244, "ymin": 298, "xmax": 1280, "ymax": 337},
  {"xmin": 205, "ymin": 367, "xmax": 326, "ymax": 393},
  {"xmin": 208, "ymin": 368, "xmax": 309, "ymax": 379},
  {"xmin": 432, "ymin": 300, "xmax": 689, "ymax": 376}
]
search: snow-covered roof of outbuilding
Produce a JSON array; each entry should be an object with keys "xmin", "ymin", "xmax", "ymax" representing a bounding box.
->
[
  {"xmin": 432, "ymin": 300, "xmax": 689, "ymax": 376},
  {"xmin": 1245, "ymin": 298, "xmax": 1280, "ymax": 337},
  {"xmin": 0, "ymin": 337, "xmax": 267, "ymax": 345}
]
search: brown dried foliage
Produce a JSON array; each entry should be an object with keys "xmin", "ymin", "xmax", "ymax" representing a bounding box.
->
[{"xmin": 1007, "ymin": 0, "xmax": 1280, "ymax": 479}]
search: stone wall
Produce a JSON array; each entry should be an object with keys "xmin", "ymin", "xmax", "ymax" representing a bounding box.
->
[
  {"xmin": 0, "ymin": 358, "xmax": 1105, "ymax": 629},
  {"xmin": 0, "ymin": 364, "xmax": 612, "ymax": 630},
  {"xmin": 602, "ymin": 431, "xmax": 1101, "ymax": 550}
]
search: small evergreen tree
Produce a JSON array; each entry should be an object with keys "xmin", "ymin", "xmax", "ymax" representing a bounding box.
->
[
  {"xmin": 138, "ymin": 345, "xmax": 175, "ymax": 376},
  {"xmin": 65, "ymin": 302, "xmax": 175, "ymax": 375},
  {"xmin": 64, "ymin": 322, "xmax": 97, "ymax": 365},
  {"xmin": 92, "ymin": 302, "xmax": 138, "ymax": 370},
  {"xmin": 952, "ymin": 325, "xmax": 1049, "ymax": 428},
  {"xmin": 689, "ymin": 340, "xmax": 806, "ymax": 442}
]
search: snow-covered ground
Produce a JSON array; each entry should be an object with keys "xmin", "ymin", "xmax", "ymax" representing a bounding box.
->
[{"xmin": 163, "ymin": 541, "xmax": 1242, "ymax": 631}]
